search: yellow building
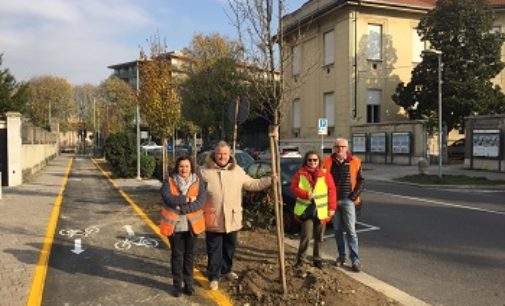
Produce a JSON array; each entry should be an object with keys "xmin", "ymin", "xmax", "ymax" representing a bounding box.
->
[{"xmin": 281, "ymin": 0, "xmax": 505, "ymax": 150}]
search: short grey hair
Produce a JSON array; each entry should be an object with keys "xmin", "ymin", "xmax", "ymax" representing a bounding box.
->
[
  {"xmin": 334, "ymin": 138, "xmax": 348, "ymax": 146},
  {"xmin": 214, "ymin": 140, "xmax": 231, "ymax": 152}
]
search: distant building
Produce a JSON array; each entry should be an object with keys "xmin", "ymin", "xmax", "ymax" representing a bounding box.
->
[
  {"xmin": 280, "ymin": 0, "xmax": 505, "ymax": 148},
  {"xmin": 107, "ymin": 51, "xmax": 191, "ymax": 89}
]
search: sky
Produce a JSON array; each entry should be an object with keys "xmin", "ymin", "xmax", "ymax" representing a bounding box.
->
[{"xmin": 0, "ymin": 0, "xmax": 307, "ymax": 86}]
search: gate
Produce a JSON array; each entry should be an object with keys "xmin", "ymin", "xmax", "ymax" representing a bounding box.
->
[{"xmin": 0, "ymin": 121, "xmax": 7, "ymax": 186}]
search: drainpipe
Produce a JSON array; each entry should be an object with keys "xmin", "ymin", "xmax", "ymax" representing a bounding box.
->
[{"xmin": 353, "ymin": 7, "xmax": 359, "ymax": 119}]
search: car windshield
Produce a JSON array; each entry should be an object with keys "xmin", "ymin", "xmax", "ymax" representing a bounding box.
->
[{"xmin": 235, "ymin": 151, "xmax": 254, "ymax": 169}]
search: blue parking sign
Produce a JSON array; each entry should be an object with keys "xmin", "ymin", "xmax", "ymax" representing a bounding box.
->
[{"xmin": 318, "ymin": 118, "xmax": 328, "ymax": 135}]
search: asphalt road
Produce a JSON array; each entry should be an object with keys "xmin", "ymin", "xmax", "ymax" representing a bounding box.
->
[
  {"xmin": 321, "ymin": 180, "xmax": 505, "ymax": 306},
  {"xmin": 41, "ymin": 157, "xmax": 211, "ymax": 305}
]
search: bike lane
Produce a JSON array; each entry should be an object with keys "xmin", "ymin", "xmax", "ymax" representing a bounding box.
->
[{"xmin": 40, "ymin": 157, "xmax": 215, "ymax": 305}]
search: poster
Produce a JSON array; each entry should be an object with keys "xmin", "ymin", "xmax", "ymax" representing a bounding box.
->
[
  {"xmin": 352, "ymin": 133, "xmax": 366, "ymax": 153},
  {"xmin": 392, "ymin": 132, "xmax": 411, "ymax": 154},
  {"xmin": 370, "ymin": 132, "xmax": 386, "ymax": 153},
  {"xmin": 472, "ymin": 130, "xmax": 500, "ymax": 158}
]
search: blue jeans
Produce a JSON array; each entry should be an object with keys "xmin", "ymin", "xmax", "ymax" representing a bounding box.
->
[{"xmin": 333, "ymin": 199, "xmax": 359, "ymax": 263}]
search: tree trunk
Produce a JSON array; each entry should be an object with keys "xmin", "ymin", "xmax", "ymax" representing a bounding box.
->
[
  {"xmin": 269, "ymin": 124, "xmax": 287, "ymax": 294},
  {"xmin": 162, "ymin": 137, "xmax": 167, "ymax": 180}
]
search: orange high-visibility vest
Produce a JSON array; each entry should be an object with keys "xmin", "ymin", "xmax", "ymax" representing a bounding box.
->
[
  {"xmin": 323, "ymin": 156, "xmax": 362, "ymax": 204},
  {"xmin": 159, "ymin": 177, "xmax": 205, "ymax": 236}
]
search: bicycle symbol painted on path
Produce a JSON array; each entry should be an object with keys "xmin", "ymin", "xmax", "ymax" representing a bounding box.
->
[
  {"xmin": 114, "ymin": 236, "xmax": 159, "ymax": 251},
  {"xmin": 59, "ymin": 226, "xmax": 100, "ymax": 238}
]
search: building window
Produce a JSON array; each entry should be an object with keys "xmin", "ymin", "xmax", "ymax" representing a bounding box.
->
[
  {"xmin": 367, "ymin": 24, "xmax": 382, "ymax": 60},
  {"xmin": 412, "ymin": 28, "xmax": 424, "ymax": 63},
  {"xmin": 367, "ymin": 90, "xmax": 381, "ymax": 123},
  {"xmin": 323, "ymin": 30, "xmax": 334, "ymax": 66},
  {"xmin": 324, "ymin": 92, "xmax": 335, "ymax": 127},
  {"xmin": 491, "ymin": 25, "xmax": 501, "ymax": 33},
  {"xmin": 292, "ymin": 45, "xmax": 300, "ymax": 76}
]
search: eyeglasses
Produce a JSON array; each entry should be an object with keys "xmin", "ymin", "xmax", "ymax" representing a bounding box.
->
[
  {"xmin": 333, "ymin": 145, "xmax": 347, "ymax": 148},
  {"xmin": 307, "ymin": 159, "xmax": 319, "ymax": 162}
]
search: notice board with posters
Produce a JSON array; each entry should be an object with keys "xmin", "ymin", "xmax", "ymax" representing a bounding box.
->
[
  {"xmin": 370, "ymin": 132, "xmax": 386, "ymax": 153},
  {"xmin": 472, "ymin": 129, "xmax": 501, "ymax": 158},
  {"xmin": 352, "ymin": 133, "xmax": 366, "ymax": 153},
  {"xmin": 392, "ymin": 132, "xmax": 411, "ymax": 154}
]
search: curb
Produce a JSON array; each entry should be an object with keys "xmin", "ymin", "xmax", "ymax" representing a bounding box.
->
[{"xmin": 283, "ymin": 237, "xmax": 432, "ymax": 306}]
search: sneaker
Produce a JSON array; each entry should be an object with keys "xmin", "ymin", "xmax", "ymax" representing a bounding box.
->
[
  {"xmin": 223, "ymin": 271, "xmax": 239, "ymax": 281},
  {"xmin": 336, "ymin": 257, "xmax": 346, "ymax": 267},
  {"xmin": 209, "ymin": 280, "xmax": 219, "ymax": 290},
  {"xmin": 314, "ymin": 260, "xmax": 323, "ymax": 269},
  {"xmin": 351, "ymin": 262, "xmax": 362, "ymax": 272}
]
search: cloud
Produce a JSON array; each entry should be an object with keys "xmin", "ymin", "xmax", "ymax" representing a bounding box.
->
[{"xmin": 0, "ymin": 0, "xmax": 154, "ymax": 85}]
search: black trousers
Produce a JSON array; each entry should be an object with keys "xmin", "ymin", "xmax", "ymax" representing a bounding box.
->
[
  {"xmin": 205, "ymin": 231, "xmax": 238, "ymax": 281},
  {"xmin": 168, "ymin": 231, "xmax": 196, "ymax": 288}
]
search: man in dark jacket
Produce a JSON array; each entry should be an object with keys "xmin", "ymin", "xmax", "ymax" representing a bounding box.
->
[{"xmin": 323, "ymin": 138, "xmax": 364, "ymax": 272}]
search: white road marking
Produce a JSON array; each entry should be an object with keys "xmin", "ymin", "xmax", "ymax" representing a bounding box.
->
[
  {"xmin": 71, "ymin": 239, "xmax": 85, "ymax": 254},
  {"xmin": 369, "ymin": 190, "xmax": 505, "ymax": 216},
  {"xmin": 356, "ymin": 221, "xmax": 381, "ymax": 233},
  {"xmin": 123, "ymin": 225, "xmax": 135, "ymax": 237},
  {"xmin": 323, "ymin": 221, "xmax": 380, "ymax": 239}
]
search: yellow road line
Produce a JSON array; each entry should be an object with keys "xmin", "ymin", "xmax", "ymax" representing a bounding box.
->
[
  {"xmin": 26, "ymin": 157, "xmax": 74, "ymax": 306},
  {"xmin": 91, "ymin": 158, "xmax": 233, "ymax": 306}
]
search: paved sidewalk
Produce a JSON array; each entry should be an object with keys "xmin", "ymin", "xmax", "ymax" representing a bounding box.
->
[
  {"xmin": 364, "ymin": 162, "xmax": 505, "ymax": 184},
  {"xmin": 0, "ymin": 155, "xmax": 72, "ymax": 306}
]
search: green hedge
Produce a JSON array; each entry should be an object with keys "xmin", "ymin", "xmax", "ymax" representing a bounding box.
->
[
  {"xmin": 104, "ymin": 132, "xmax": 156, "ymax": 178},
  {"xmin": 141, "ymin": 154, "xmax": 156, "ymax": 178}
]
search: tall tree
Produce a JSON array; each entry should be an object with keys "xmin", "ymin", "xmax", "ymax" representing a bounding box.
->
[
  {"xmin": 97, "ymin": 76, "xmax": 137, "ymax": 138},
  {"xmin": 0, "ymin": 54, "xmax": 29, "ymax": 114},
  {"xmin": 27, "ymin": 76, "xmax": 74, "ymax": 130},
  {"xmin": 73, "ymin": 84, "xmax": 97, "ymax": 134},
  {"xmin": 180, "ymin": 33, "xmax": 246, "ymax": 142},
  {"xmin": 138, "ymin": 33, "xmax": 181, "ymax": 179},
  {"xmin": 393, "ymin": 0, "xmax": 505, "ymax": 131},
  {"xmin": 228, "ymin": 0, "xmax": 287, "ymax": 293}
]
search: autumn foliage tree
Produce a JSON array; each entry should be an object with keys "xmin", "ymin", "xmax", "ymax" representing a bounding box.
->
[
  {"xmin": 139, "ymin": 36, "xmax": 181, "ymax": 179},
  {"xmin": 97, "ymin": 76, "xmax": 137, "ymax": 138},
  {"xmin": 27, "ymin": 76, "xmax": 74, "ymax": 131}
]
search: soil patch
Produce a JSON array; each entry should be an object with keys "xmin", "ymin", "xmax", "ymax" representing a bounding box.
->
[{"xmin": 195, "ymin": 229, "xmax": 398, "ymax": 306}]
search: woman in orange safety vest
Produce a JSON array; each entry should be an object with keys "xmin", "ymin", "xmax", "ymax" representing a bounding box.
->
[{"xmin": 161, "ymin": 156, "xmax": 206, "ymax": 297}]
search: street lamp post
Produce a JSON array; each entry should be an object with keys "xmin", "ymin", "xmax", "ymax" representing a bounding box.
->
[
  {"xmin": 424, "ymin": 49, "xmax": 443, "ymax": 179},
  {"xmin": 136, "ymin": 60, "xmax": 141, "ymax": 180}
]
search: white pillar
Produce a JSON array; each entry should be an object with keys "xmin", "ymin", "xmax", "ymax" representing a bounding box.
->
[{"xmin": 6, "ymin": 112, "xmax": 22, "ymax": 186}]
